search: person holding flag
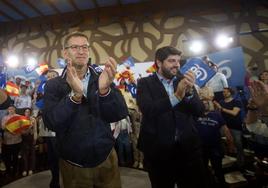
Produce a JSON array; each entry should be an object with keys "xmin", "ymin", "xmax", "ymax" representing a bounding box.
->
[
  {"xmin": 1, "ymin": 104, "xmax": 22, "ymax": 177},
  {"xmin": 21, "ymin": 108, "xmax": 37, "ymax": 177}
]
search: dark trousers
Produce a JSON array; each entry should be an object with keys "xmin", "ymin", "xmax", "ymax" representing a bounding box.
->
[
  {"xmin": 2, "ymin": 143, "xmax": 21, "ymax": 176},
  {"xmin": 44, "ymin": 137, "xmax": 60, "ymax": 188},
  {"xmin": 203, "ymin": 147, "xmax": 226, "ymax": 187},
  {"xmin": 144, "ymin": 148, "xmax": 209, "ymax": 188},
  {"xmin": 21, "ymin": 134, "xmax": 35, "ymax": 172},
  {"xmin": 115, "ymin": 130, "xmax": 132, "ymax": 166}
]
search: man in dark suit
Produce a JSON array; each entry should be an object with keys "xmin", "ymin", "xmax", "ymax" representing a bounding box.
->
[{"xmin": 137, "ymin": 46, "xmax": 208, "ymax": 188}]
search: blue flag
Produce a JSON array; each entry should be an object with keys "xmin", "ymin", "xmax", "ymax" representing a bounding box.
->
[
  {"xmin": 207, "ymin": 47, "xmax": 246, "ymax": 87},
  {"xmin": 24, "ymin": 64, "xmax": 38, "ymax": 74},
  {"xmin": 180, "ymin": 58, "xmax": 216, "ymax": 88},
  {"xmin": 35, "ymin": 99, "xmax": 44, "ymax": 109},
  {"xmin": 37, "ymin": 80, "xmax": 46, "ymax": 94},
  {"xmin": 0, "ymin": 73, "xmax": 6, "ymax": 88},
  {"xmin": 126, "ymin": 83, "xmax": 137, "ymax": 98},
  {"xmin": 122, "ymin": 57, "xmax": 134, "ymax": 67},
  {"xmin": 57, "ymin": 58, "xmax": 66, "ymax": 68}
]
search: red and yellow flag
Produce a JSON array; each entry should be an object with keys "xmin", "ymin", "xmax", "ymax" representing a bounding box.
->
[
  {"xmin": 115, "ymin": 69, "xmax": 135, "ymax": 83},
  {"xmin": 146, "ymin": 63, "xmax": 157, "ymax": 73},
  {"xmin": 5, "ymin": 81, "xmax": 19, "ymax": 96},
  {"xmin": 5, "ymin": 115, "xmax": 31, "ymax": 134},
  {"xmin": 36, "ymin": 63, "xmax": 49, "ymax": 75}
]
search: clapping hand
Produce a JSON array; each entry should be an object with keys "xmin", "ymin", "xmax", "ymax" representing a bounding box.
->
[
  {"xmin": 249, "ymin": 80, "xmax": 268, "ymax": 108},
  {"xmin": 98, "ymin": 57, "xmax": 117, "ymax": 95},
  {"xmin": 175, "ymin": 70, "xmax": 195, "ymax": 100},
  {"xmin": 66, "ymin": 59, "xmax": 83, "ymax": 95}
]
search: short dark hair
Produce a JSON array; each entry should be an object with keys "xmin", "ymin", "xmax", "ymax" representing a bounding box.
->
[
  {"xmin": 155, "ymin": 46, "xmax": 182, "ymax": 68},
  {"xmin": 63, "ymin": 32, "xmax": 89, "ymax": 49},
  {"xmin": 224, "ymin": 87, "xmax": 235, "ymax": 95}
]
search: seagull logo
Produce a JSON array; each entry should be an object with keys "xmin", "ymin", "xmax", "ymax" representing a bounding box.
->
[{"xmin": 190, "ymin": 64, "xmax": 208, "ymax": 81}]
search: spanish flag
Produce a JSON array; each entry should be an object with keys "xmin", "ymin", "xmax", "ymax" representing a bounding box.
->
[
  {"xmin": 5, "ymin": 81, "xmax": 19, "ymax": 96},
  {"xmin": 5, "ymin": 115, "xmax": 31, "ymax": 134},
  {"xmin": 115, "ymin": 69, "xmax": 135, "ymax": 83},
  {"xmin": 146, "ymin": 63, "xmax": 157, "ymax": 73},
  {"xmin": 36, "ymin": 63, "xmax": 49, "ymax": 75}
]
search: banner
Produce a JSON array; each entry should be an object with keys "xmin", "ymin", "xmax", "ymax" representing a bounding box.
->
[
  {"xmin": 207, "ymin": 47, "xmax": 246, "ymax": 87},
  {"xmin": 180, "ymin": 58, "xmax": 216, "ymax": 87}
]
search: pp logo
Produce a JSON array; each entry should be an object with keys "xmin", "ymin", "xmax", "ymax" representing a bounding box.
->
[
  {"xmin": 189, "ymin": 64, "xmax": 208, "ymax": 81},
  {"xmin": 130, "ymin": 87, "xmax": 137, "ymax": 95},
  {"xmin": 218, "ymin": 60, "xmax": 232, "ymax": 79}
]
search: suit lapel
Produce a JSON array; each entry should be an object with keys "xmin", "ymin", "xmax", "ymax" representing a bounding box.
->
[{"xmin": 150, "ymin": 73, "xmax": 169, "ymax": 99}]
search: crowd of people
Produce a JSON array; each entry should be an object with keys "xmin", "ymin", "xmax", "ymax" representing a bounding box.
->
[{"xmin": 0, "ymin": 32, "xmax": 267, "ymax": 188}]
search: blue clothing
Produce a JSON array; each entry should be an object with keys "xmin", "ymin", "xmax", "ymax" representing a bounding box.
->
[
  {"xmin": 156, "ymin": 73, "xmax": 180, "ymax": 107},
  {"xmin": 195, "ymin": 111, "xmax": 225, "ymax": 147},
  {"xmin": 42, "ymin": 65, "xmax": 128, "ymax": 167},
  {"xmin": 220, "ymin": 99, "xmax": 243, "ymax": 131}
]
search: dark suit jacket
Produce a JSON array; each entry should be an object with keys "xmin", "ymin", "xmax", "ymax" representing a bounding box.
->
[{"xmin": 137, "ymin": 73, "xmax": 204, "ymax": 161}]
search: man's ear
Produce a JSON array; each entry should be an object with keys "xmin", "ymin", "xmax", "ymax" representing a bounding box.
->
[
  {"xmin": 156, "ymin": 60, "xmax": 161, "ymax": 69},
  {"xmin": 62, "ymin": 49, "xmax": 68, "ymax": 59}
]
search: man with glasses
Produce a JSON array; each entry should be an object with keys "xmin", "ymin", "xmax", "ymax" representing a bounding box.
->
[{"xmin": 43, "ymin": 32, "xmax": 128, "ymax": 188}]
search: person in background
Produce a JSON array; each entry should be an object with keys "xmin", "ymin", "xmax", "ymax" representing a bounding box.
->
[
  {"xmin": 245, "ymin": 98, "xmax": 268, "ymax": 187},
  {"xmin": 256, "ymin": 71, "xmax": 268, "ymax": 123},
  {"xmin": 137, "ymin": 46, "xmax": 208, "ymax": 188},
  {"xmin": 214, "ymin": 87, "xmax": 244, "ymax": 168},
  {"xmin": 258, "ymin": 70, "xmax": 268, "ymax": 85},
  {"xmin": 249, "ymin": 80, "xmax": 268, "ymax": 110},
  {"xmin": 111, "ymin": 116, "xmax": 133, "ymax": 167},
  {"xmin": 198, "ymin": 83, "xmax": 214, "ymax": 112},
  {"xmin": 207, "ymin": 64, "xmax": 228, "ymax": 102},
  {"xmin": 0, "ymin": 89, "xmax": 12, "ymax": 110},
  {"xmin": 129, "ymin": 106, "xmax": 143, "ymax": 169},
  {"xmin": 14, "ymin": 83, "xmax": 32, "ymax": 115},
  {"xmin": 195, "ymin": 100, "xmax": 233, "ymax": 188},
  {"xmin": 37, "ymin": 110, "xmax": 59, "ymax": 188},
  {"xmin": 43, "ymin": 31, "xmax": 128, "ymax": 188},
  {"xmin": 21, "ymin": 108, "xmax": 37, "ymax": 176},
  {"xmin": 1, "ymin": 105, "xmax": 22, "ymax": 177}
]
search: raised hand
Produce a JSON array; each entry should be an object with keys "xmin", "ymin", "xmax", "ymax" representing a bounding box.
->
[
  {"xmin": 98, "ymin": 57, "xmax": 117, "ymax": 95},
  {"xmin": 249, "ymin": 80, "xmax": 268, "ymax": 108},
  {"xmin": 175, "ymin": 70, "xmax": 195, "ymax": 100},
  {"xmin": 66, "ymin": 59, "xmax": 83, "ymax": 95}
]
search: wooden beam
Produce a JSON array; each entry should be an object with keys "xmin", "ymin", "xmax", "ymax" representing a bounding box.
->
[
  {"xmin": 92, "ymin": 0, "xmax": 99, "ymax": 9},
  {"xmin": 69, "ymin": 0, "xmax": 80, "ymax": 12},
  {"xmin": 2, "ymin": 0, "xmax": 29, "ymax": 19},
  {"xmin": 45, "ymin": 0, "xmax": 62, "ymax": 14},
  {"xmin": 0, "ymin": 9, "xmax": 15, "ymax": 21},
  {"xmin": 23, "ymin": 0, "xmax": 44, "ymax": 17}
]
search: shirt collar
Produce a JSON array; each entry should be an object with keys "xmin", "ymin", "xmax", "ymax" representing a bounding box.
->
[{"xmin": 83, "ymin": 68, "xmax": 91, "ymax": 79}]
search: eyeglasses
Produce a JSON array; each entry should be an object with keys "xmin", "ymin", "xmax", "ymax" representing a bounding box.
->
[{"xmin": 65, "ymin": 45, "xmax": 90, "ymax": 51}]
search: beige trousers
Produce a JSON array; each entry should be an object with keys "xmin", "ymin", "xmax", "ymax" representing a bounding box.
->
[{"xmin": 60, "ymin": 148, "xmax": 121, "ymax": 188}]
